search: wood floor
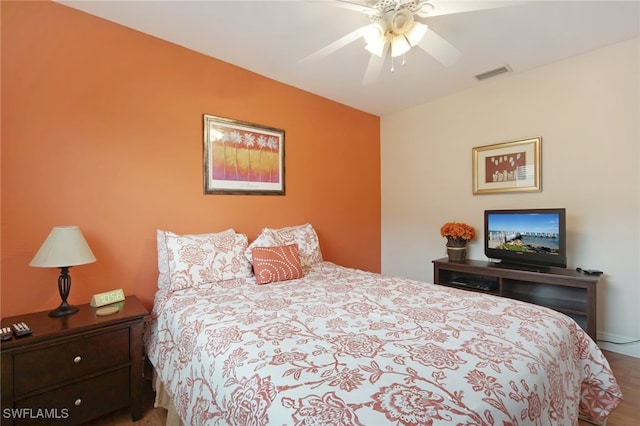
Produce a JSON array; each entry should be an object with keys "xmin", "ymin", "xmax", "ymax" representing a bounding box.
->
[{"xmin": 93, "ymin": 350, "xmax": 638, "ymax": 426}]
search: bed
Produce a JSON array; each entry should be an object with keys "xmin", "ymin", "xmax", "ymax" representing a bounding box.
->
[{"xmin": 144, "ymin": 224, "xmax": 623, "ymax": 426}]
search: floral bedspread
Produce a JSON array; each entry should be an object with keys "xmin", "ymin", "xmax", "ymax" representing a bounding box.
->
[{"xmin": 145, "ymin": 262, "xmax": 622, "ymax": 426}]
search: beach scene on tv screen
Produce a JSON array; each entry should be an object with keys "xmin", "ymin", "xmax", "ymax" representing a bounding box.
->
[{"xmin": 488, "ymin": 213, "xmax": 560, "ymax": 255}]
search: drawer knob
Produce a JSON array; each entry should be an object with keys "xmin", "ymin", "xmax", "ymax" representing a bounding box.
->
[
  {"xmin": 74, "ymin": 398, "xmax": 82, "ymax": 406},
  {"xmin": 73, "ymin": 355, "xmax": 82, "ymax": 363}
]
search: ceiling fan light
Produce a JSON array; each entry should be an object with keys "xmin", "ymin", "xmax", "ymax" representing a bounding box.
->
[
  {"xmin": 365, "ymin": 39, "xmax": 386, "ymax": 57},
  {"xmin": 363, "ymin": 23, "xmax": 384, "ymax": 46},
  {"xmin": 390, "ymin": 35, "xmax": 411, "ymax": 57},
  {"xmin": 407, "ymin": 22, "xmax": 428, "ymax": 46},
  {"xmin": 363, "ymin": 23, "xmax": 386, "ymax": 57}
]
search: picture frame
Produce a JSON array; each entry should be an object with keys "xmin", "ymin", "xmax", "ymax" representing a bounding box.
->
[
  {"xmin": 472, "ymin": 137, "xmax": 541, "ymax": 195},
  {"xmin": 203, "ymin": 114, "xmax": 285, "ymax": 195}
]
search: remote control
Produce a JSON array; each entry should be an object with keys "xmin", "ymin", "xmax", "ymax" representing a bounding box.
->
[
  {"xmin": 576, "ymin": 267, "xmax": 603, "ymax": 276},
  {"xmin": 1, "ymin": 327, "xmax": 13, "ymax": 341},
  {"xmin": 12, "ymin": 322, "xmax": 32, "ymax": 337}
]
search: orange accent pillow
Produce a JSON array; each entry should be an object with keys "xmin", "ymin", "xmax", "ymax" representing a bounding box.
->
[{"xmin": 251, "ymin": 244, "xmax": 304, "ymax": 285}]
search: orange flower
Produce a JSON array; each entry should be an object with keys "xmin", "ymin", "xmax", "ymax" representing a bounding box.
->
[{"xmin": 440, "ymin": 222, "xmax": 475, "ymax": 243}]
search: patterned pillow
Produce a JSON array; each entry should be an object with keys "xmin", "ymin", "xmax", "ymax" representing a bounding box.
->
[
  {"xmin": 157, "ymin": 228, "xmax": 235, "ymax": 290},
  {"xmin": 264, "ymin": 223, "xmax": 323, "ymax": 268},
  {"xmin": 251, "ymin": 244, "xmax": 304, "ymax": 285},
  {"xmin": 164, "ymin": 231, "xmax": 252, "ymax": 291},
  {"xmin": 244, "ymin": 230, "xmax": 279, "ymax": 263}
]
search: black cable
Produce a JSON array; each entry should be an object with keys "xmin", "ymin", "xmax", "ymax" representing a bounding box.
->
[{"xmin": 597, "ymin": 338, "xmax": 640, "ymax": 345}]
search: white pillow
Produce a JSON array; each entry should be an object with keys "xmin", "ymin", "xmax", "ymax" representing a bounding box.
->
[
  {"xmin": 157, "ymin": 229, "xmax": 172, "ymax": 290},
  {"xmin": 263, "ymin": 223, "xmax": 323, "ymax": 268}
]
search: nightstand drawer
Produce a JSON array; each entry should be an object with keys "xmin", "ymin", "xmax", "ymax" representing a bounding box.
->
[
  {"xmin": 14, "ymin": 328, "xmax": 129, "ymax": 395},
  {"xmin": 14, "ymin": 367, "xmax": 129, "ymax": 425}
]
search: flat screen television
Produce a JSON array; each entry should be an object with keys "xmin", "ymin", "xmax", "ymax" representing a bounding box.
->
[{"xmin": 484, "ymin": 208, "xmax": 567, "ymax": 269}]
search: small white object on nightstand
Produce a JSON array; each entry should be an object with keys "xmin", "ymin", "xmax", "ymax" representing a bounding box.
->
[{"xmin": 96, "ymin": 305, "xmax": 120, "ymax": 316}]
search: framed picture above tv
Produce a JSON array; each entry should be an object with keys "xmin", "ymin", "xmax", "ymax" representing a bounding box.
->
[
  {"xmin": 203, "ymin": 114, "xmax": 285, "ymax": 195},
  {"xmin": 472, "ymin": 137, "xmax": 541, "ymax": 195}
]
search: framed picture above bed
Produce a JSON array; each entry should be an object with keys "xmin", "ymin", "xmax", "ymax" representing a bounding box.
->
[
  {"xmin": 203, "ymin": 114, "xmax": 285, "ymax": 195},
  {"xmin": 472, "ymin": 137, "xmax": 541, "ymax": 195}
]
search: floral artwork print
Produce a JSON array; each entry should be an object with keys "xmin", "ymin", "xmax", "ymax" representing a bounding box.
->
[
  {"xmin": 203, "ymin": 114, "xmax": 284, "ymax": 194},
  {"xmin": 472, "ymin": 138, "xmax": 541, "ymax": 194},
  {"xmin": 145, "ymin": 262, "xmax": 622, "ymax": 426},
  {"xmin": 209, "ymin": 126, "xmax": 280, "ymax": 183}
]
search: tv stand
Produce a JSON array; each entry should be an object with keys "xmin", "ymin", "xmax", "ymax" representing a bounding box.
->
[
  {"xmin": 432, "ymin": 258, "xmax": 599, "ymax": 339},
  {"xmin": 490, "ymin": 261, "xmax": 551, "ymax": 274}
]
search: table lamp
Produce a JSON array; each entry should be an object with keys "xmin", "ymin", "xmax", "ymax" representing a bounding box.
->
[{"xmin": 29, "ymin": 226, "xmax": 97, "ymax": 317}]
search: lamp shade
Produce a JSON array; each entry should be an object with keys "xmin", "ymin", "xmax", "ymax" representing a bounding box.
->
[
  {"xmin": 30, "ymin": 226, "xmax": 96, "ymax": 268},
  {"xmin": 363, "ymin": 23, "xmax": 384, "ymax": 46},
  {"xmin": 365, "ymin": 38, "xmax": 387, "ymax": 57},
  {"xmin": 407, "ymin": 22, "xmax": 428, "ymax": 46},
  {"xmin": 391, "ymin": 35, "xmax": 411, "ymax": 57}
]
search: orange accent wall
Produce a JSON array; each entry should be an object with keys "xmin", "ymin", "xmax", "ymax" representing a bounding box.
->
[{"xmin": 1, "ymin": 1, "xmax": 381, "ymax": 317}]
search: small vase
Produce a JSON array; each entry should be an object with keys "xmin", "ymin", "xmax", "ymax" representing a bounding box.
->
[{"xmin": 446, "ymin": 245, "xmax": 467, "ymax": 262}]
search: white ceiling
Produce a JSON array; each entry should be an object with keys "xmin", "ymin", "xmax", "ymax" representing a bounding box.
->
[{"xmin": 56, "ymin": 0, "xmax": 640, "ymax": 116}]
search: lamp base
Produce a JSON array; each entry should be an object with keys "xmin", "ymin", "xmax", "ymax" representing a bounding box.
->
[
  {"xmin": 49, "ymin": 266, "xmax": 80, "ymax": 317},
  {"xmin": 49, "ymin": 304, "xmax": 79, "ymax": 317}
]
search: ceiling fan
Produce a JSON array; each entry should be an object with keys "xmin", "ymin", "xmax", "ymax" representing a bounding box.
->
[{"xmin": 300, "ymin": 0, "xmax": 519, "ymax": 85}]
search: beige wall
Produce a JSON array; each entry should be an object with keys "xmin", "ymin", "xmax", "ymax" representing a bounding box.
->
[{"xmin": 381, "ymin": 37, "xmax": 640, "ymax": 357}]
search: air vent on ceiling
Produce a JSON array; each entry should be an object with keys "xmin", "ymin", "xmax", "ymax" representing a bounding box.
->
[{"xmin": 475, "ymin": 65, "xmax": 512, "ymax": 81}]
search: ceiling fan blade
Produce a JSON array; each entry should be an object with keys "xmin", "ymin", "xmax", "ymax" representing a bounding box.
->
[
  {"xmin": 416, "ymin": 28, "xmax": 461, "ymax": 67},
  {"xmin": 299, "ymin": 27, "xmax": 366, "ymax": 63},
  {"xmin": 417, "ymin": 1, "xmax": 524, "ymax": 18},
  {"xmin": 362, "ymin": 43, "xmax": 389, "ymax": 86},
  {"xmin": 334, "ymin": 0, "xmax": 381, "ymax": 17}
]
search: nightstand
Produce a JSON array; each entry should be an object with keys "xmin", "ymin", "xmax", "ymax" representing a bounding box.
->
[{"xmin": 1, "ymin": 296, "xmax": 148, "ymax": 425}]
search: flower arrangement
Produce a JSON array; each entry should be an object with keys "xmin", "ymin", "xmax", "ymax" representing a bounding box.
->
[{"xmin": 440, "ymin": 222, "xmax": 475, "ymax": 247}]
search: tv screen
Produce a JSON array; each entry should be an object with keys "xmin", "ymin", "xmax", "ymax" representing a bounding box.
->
[{"xmin": 484, "ymin": 208, "xmax": 567, "ymax": 269}]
